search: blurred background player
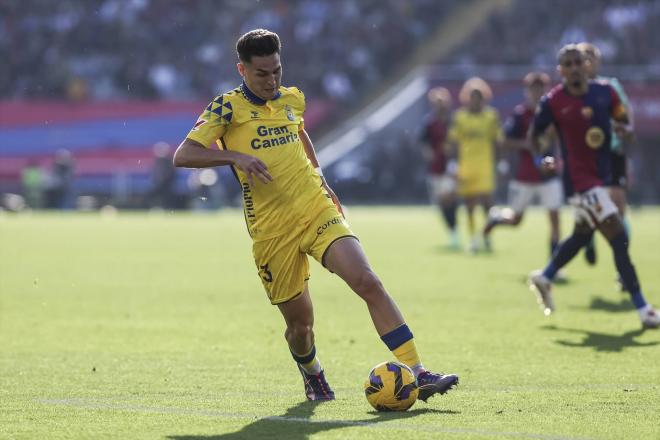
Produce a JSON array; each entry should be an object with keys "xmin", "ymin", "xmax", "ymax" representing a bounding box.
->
[
  {"xmin": 448, "ymin": 77, "xmax": 503, "ymax": 253},
  {"xmin": 419, "ymin": 87, "xmax": 459, "ymax": 248},
  {"xmin": 43, "ymin": 149, "xmax": 75, "ymax": 210},
  {"xmin": 483, "ymin": 72, "xmax": 563, "ymax": 261},
  {"xmin": 578, "ymin": 42, "xmax": 635, "ymax": 283},
  {"xmin": 528, "ymin": 44, "xmax": 658, "ymax": 329},
  {"xmin": 146, "ymin": 142, "xmax": 177, "ymax": 210}
]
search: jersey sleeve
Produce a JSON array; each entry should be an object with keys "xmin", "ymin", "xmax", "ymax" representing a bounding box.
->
[
  {"xmin": 492, "ymin": 110, "xmax": 504, "ymax": 142},
  {"xmin": 185, "ymin": 95, "xmax": 232, "ymax": 148},
  {"xmin": 447, "ymin": 113, "xmax": 461, "ymax": 143},
  {"xmin": 504, "ymin": 111, "xmax": 523, "ymax": 139},
  {"xmin": 607, "ymin": 84, "xmax": 627, "ymax": 122},
  {"xmin": 531, "ymin": 95, "xmax": 554, "ymax": 137},
  {"xmin": 289, "ymin": 87, "xmax": 306, "ymax": 132}
]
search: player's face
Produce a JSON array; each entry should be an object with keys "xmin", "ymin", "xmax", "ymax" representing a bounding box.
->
[
  {"xmin": 468, "ymin": 90, "xmax": 484, "ymax": 112},
  {"xmin": 430, "ymin": 98, "xmax": 450, "ymax": 116},
  {"xmin": 558, "ymin": 52, "xmax": 586, "ymax": 88},
  {"xmin": 238, "ymin": 53, "xmax": 282, "ymax": 101},
  {"xmin": 525, "ymin": 82, "xmax": 546, "ymax": 105},
  {"xmin": 583, "ymin": 52, "xmax": 600, "ymax": 78}
]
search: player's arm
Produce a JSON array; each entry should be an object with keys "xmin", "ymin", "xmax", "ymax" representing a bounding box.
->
[
  {"xmin": 501, "ymin": 112, "xmax": 531, "ymax": 151},
  {"xmin": 418, "ymin": 124, "xmax": 436, "ymax": 162},
  {"xmin": 528, "ymin": 96, "xmax": 558, "ymax": 175},
  {"xmin": 173, "ymin": 138, "xmax": 272, "ymax": 186},
  {"xmin": 528, "ymin": 96, "xmax": 554, "ymax": 155},
  {"xmin": 609, "ymin": 84, "xmax": 634, "ymax": 145},
  {"xmin": 299, "ymin": 128, "xmax": 344, "ymax": 216}
]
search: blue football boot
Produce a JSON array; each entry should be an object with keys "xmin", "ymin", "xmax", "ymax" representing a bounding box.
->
[
  {"xmin": 298, "ymin": 365, "xmax": 335, "ymax": 401},
  {"xmin": 416, "ymin": 370, "xmax": 459, "ymax": 402}
]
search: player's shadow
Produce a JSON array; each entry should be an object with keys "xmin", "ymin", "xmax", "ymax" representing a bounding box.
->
[
  {"xmin": 580, "ymin": 296, "xmax": 635, "ymax": 313},
  {"xmin": 431, "ymin": 244, "xmax": 463, "ymax": 255},
  {"xmin": 168, "ymin": 400, "xmax": 458, "ymax": 440},
  {"xmin": 541, "ymin": 324, "xmax": 659, "ymax": 352}
]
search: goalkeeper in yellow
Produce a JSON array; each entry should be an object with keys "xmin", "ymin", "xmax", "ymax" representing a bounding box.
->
[{"xmin": 174, "ymin": 29, "xmax": 458, "ymax": 402}]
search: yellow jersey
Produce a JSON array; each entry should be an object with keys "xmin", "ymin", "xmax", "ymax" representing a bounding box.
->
[
  {"xmin": 448, "ymin": 106, "xmax": 503, "ymax": 177},
  {"xmin": 186, "ymin": 83, "xmax": 333, "ymax": 241}
]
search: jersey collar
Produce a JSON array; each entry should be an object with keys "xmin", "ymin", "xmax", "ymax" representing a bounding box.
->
[{"xmin": 240, "ymin": 81, "xmax": 281, "ymax": 105}]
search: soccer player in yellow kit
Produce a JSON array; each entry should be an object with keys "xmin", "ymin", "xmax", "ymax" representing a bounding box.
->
[
  {"xmin": 174, "ymin": 29, "xmax": 458, "ymax": 402},
  {"xmin": 448, "ymin": 77, "xmax": 503, "ymax": 253}
]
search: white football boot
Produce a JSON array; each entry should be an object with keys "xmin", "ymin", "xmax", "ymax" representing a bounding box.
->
[
  {"xmin": 529, "ymin": 270, "xmax": 555, "ymax": 316},
  {"xmin": 640, "ymin": 307, "xmax": 660, "ymax": 329}
]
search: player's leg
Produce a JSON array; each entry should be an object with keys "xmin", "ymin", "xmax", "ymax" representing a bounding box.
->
[
  {"xmin": 464, "ymin": 196, "xmax": 478, "ymax": 253},
  {"xmin": 324, "ymin": 237, "xmax": 404, "ymax": 335},
  {"xmin": 277, "ymin": 286, "xmax": 335, "ymax": 400},
  {"xmin": 548, "ymin": 210, "xmax": 560, "ymax": 256},
  {"xmin": 254, "ymin": 233, "xmax": 333, "ymax": 401},
  {"xmin": 610, "ymin": 153, "xmax": 630, "ymax": 236},
  {"xmin": 479, "ymin": 193, "xmax": 494, "ymax": 251},
  {"xmin": 541, "ymin": 178, "xmax": 563, "ymax": 257},
  {"xmin": 597, "ymin": 213, "xmax": 659, "ymax": 328},
  {"xmin": 485, "ymin": 180, "xmax": 528, "ymax": 236},
  {"xmin": 530, "ymin": 193, "xmax": 596, "ymax": 314},
  {"xmin": 430, "ymin": 174, "xmax": 459, "ymax": 247},
  {"xmin": 440, "ymin": 192, "xmax": 460, "ymax": 248},
  {"xmin": 439, "ymin": 179, "xmax": 460, "ymax": 248},
  {"xmin": 609, "ymin": 185, "xmax": 630, "ymax": 292},
  {"xmin": 322, "ymin": 237, "xmax": 459, "ymax": 400}
]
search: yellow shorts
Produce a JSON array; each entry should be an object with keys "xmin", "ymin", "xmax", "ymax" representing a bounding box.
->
[
  {"xmin": 252, "ymin": 205, "xmax": 356, "ymax": 305},
  {"xmin": 458, "ymin": 167, "xmax": 494, "ymax": 197}
]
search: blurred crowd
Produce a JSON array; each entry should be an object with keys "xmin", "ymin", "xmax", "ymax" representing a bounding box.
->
[
  {"xmin": 1, "ymin": 0, "xmax": 455, "ymax": 106},
  {"xmin": 449, "ymin": 0, "xmax": 660, "ymax": 67}
]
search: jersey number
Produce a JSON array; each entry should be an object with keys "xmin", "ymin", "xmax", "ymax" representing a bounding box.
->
[{"xmin": 260, "ymin": 264, "xmax": 273, "ymax": 283}]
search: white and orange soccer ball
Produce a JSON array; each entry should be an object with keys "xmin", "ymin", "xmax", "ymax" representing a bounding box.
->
[{"xmin": 363, "ymin": 361, "xmax": 418, "ymax": 411}]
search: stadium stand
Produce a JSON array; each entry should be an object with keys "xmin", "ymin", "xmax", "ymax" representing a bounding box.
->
[
  {"xmin": 447, "ymin": 0, "xmax": 660, "ymax": 66},
  {"xmin": 2, "ymin": 0, "xmax": 659, "ymax": 207}
]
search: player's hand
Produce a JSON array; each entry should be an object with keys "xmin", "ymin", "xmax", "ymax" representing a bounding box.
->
[
  {"xmin": 231, "ymin": 153, "xmax": 273, "ymax": 186},
  {"xmin": 322, "ymin": 181, "xmax": 345, "ymax": 218},
  {"xmin": 613, "ymin": 122, "xmax": 633, "ymax": 144},
  {"xmin": 539, "ymin": 156, "xmax": 557, "ymax": 176}
]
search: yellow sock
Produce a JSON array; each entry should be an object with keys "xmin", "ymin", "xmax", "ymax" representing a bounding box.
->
[
  {"xmin": 392, "ymin": 338, "xmax": 423, "ymax": 372},
  {"xmin": 292, "ymin": 345, "xmax": 322, "ymax": 375}
]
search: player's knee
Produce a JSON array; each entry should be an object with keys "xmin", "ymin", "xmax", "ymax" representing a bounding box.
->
[
  {"xmin": 600, "ymin": 215, "xmax": 625, "ymax": 240},
  {"xmin": 286, "ymin": 322, "xmax": 314, "ymax": 342},
  {"xmin": 574, "ymin": 221, "xmax": 593, "ymax": 236}
]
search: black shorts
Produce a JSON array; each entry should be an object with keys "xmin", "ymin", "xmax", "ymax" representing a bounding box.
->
[{"xmin": 611, "ymin": 153, "xmax": 627, "ymax": 188}]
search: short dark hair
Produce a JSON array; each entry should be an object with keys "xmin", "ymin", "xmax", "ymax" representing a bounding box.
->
[
  {"xmin": 523, "ymin": 71, "xmax": 550, "ymax": 87},
  {"xmin": 236, "ymin": 29, "xmax": 281, "ymax": 63},
  {"xmin": 557, "ymin": 43, "xmax": 583, "ymax": 63}
]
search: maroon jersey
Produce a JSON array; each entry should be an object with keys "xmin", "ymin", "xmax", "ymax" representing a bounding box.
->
[
  {"xmin": 532, "ymin": 81, "xmax": 625, "ymax": 195},
  {"xmin": 504, "ymin": 103, "xmax": 544, "ymax": 183},
  {"xmin": 420, "ymin": 115, "xmax": 449, "ymax": 175}
]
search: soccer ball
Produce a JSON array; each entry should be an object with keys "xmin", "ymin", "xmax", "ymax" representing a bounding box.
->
[{"xmin": 364, "ymin": 361, "xmax": 418, "ymax": 411}]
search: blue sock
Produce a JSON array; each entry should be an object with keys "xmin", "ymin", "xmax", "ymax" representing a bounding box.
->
[
  {"xmin": 542, "ymin": 232, "xmax": 592, "ymax": 280},
  {"xmin": 608, "ymin": 232, "xmax": 647, "ymax": 309},
  {"xmin": 380, "ymin": 324, "xmax": 413, "ymax": 351},
  {"xmin": 550, "ymin": 239, "xmax": 559, "ymax": 257}
]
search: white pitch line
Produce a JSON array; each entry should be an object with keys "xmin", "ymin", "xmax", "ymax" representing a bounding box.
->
[{"xmin": 39, "ymin": 398, "xmax": 598, "ymax": 440}]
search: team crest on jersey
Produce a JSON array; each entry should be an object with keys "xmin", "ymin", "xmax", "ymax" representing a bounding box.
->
[
  {"xmin": 585, "ymin": 126, "xmax": 605, "ymax": 149},
  {"xmin": 285, "ymin": 105, "xmax": 295, "ymax": 121},
  {"xmin": 581, "ymin": 106, "xmax": 594, "ymax": 119}
]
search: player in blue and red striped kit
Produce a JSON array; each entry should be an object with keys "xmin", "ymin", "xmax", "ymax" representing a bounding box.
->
[
  {"xmin": 483, "ymin": 72, "xmax": 563, "ymax": 260},
  {"xmin": 528, "ymin": 44, "xmax": 659, "ymax": 329}
]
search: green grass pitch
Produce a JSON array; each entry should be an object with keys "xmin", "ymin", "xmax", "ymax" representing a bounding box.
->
[{"xmin": 1, "ymin": 206, "xmax": 659, "ymax": 439}]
